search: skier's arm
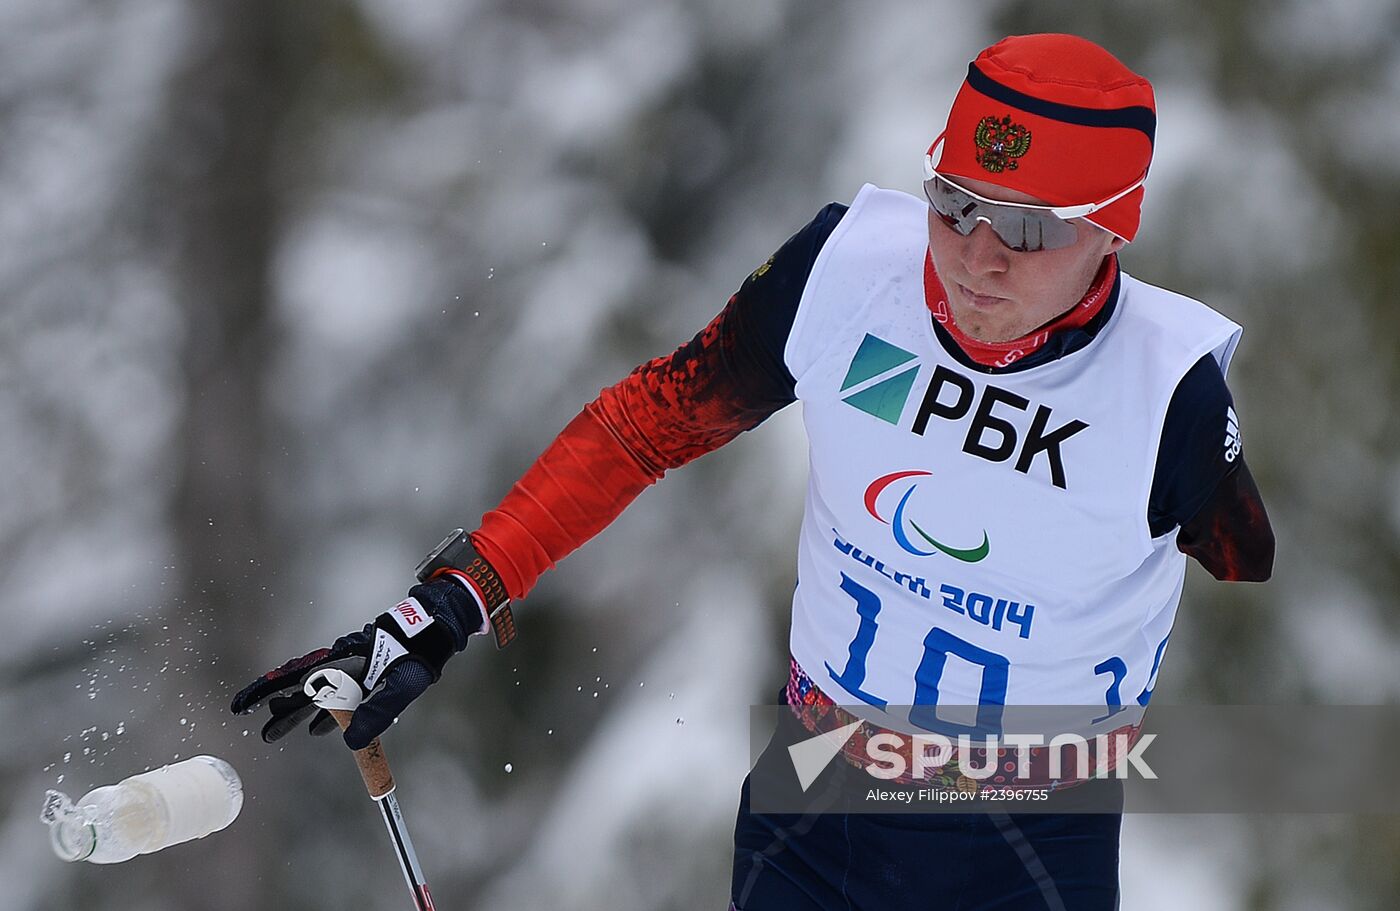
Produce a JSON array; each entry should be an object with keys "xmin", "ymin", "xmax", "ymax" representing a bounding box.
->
[
  {"xmin": 1148, "ymin": 355, "xmax": 1275, "ymax": 582},
  {"xmin": 231, "ymin": 208, "xmax": 845, "ymax": 749},
  {"xmin": 473, "ymin": 204, "xmax": 848, "ymax": 600},
  {"xmin": 1175, "ymin": 460, "xmax": 1273, "ymax": 582}
]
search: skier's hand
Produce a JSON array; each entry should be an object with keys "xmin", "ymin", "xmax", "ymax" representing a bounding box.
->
[{"xmin": 230, "ymin": 579, "xmax": 488, "ymax": 750}]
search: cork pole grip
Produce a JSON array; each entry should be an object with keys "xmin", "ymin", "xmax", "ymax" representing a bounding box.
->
[{"xmin": 328, "ymin": 709, "xmax": 397, "ymax": 799}]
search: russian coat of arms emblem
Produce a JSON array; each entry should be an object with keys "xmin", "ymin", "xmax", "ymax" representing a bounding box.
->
[{"xmin": 973, "ymin": 115, "xmax": 1032, "ymax": 173}]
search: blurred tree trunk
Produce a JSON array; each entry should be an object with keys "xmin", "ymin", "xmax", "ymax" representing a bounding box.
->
[{"xmin": 151, "ymin": 1, "xmax": 293, "ymax": 906}]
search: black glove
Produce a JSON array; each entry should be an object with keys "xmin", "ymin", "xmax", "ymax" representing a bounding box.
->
[{"xmin": 231, "ymin": 579, "xmax": 487, "ymax": 749}]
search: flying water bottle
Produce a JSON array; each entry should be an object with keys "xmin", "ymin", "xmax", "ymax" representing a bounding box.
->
[{"xmin": 41, "ymin": 755, "xmax": 243, "ymax": 863}]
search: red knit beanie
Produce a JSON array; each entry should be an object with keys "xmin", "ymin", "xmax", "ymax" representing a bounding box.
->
[{"xmin": 933, "ymin": 34, "xmax": 1156, "ymax": 241}]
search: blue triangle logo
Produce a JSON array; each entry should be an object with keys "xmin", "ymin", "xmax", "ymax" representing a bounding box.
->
[
  {"xmin": 841, "ymin": 335, "xmax": 918, "ymax": 392},
  {"xmin": 842, "ymin": 366, "xmax": 919, "ymax": 424}
]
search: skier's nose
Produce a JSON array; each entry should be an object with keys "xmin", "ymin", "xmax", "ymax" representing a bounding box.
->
[{"xmin": 961, "ymin": 220, "xmax": 1010, "ymax": 276}]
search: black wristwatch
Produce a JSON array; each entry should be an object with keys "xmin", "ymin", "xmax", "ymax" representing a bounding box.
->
[{"xmin": 416, "ymin": 528, "xmax": 517, "ymax": 649}]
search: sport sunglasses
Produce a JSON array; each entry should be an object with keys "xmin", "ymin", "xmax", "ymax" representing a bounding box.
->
[{"xmin": 922, "ymin": 135, "xmax": 1146, "ymax": 252}]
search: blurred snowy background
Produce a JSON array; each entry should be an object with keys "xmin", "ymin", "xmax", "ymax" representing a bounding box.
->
[{"xmin": 2, "ymin": 0, "xmax": 1398, "ymax": 908}]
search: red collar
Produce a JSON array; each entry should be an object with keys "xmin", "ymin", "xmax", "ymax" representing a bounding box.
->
[{"xmin": 923, "ymin": 253, "xmax": 1118, "ymax": 369}]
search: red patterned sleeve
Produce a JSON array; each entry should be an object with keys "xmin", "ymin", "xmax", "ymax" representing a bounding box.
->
[
  {"xmin": 468, "ymin": 204, "xmax": 847, "ymax": 600},
  {"xmin": 468, "ymin": 204, "xmax": 851, "ymax": 599},
  {"xmin": 469, "ymin": 297, "xmax": 795, "ymax": 600}
]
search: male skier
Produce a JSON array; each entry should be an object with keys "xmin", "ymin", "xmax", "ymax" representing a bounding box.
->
[{"xmin": 234, "ymin": 33, "xmax": 1274, "ymax": 909}]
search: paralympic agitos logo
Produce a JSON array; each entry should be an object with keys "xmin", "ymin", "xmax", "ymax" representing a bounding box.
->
[{"xmin": 864, "ymin": 470, "xmax": 990, "ymax": 563}]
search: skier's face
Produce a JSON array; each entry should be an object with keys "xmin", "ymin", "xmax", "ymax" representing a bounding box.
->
[{"xmin": 926, "ymin": 174, "xmax": 1126, "ymax": 343}]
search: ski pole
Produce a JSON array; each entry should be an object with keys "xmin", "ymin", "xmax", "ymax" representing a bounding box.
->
[{"xmin": 306, "ymin": 668, "xmax": 437, "ymax": 911}]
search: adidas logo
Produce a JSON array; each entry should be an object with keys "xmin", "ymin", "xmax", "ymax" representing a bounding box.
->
[{"xmin": 1224, "ymin": 406, "xmax": 1241, "ymax": 463}]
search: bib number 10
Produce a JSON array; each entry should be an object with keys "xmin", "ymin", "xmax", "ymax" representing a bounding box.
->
[{"xmin": 823, "ymin": 572, "xmax": 1008, "ymax": 736}]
